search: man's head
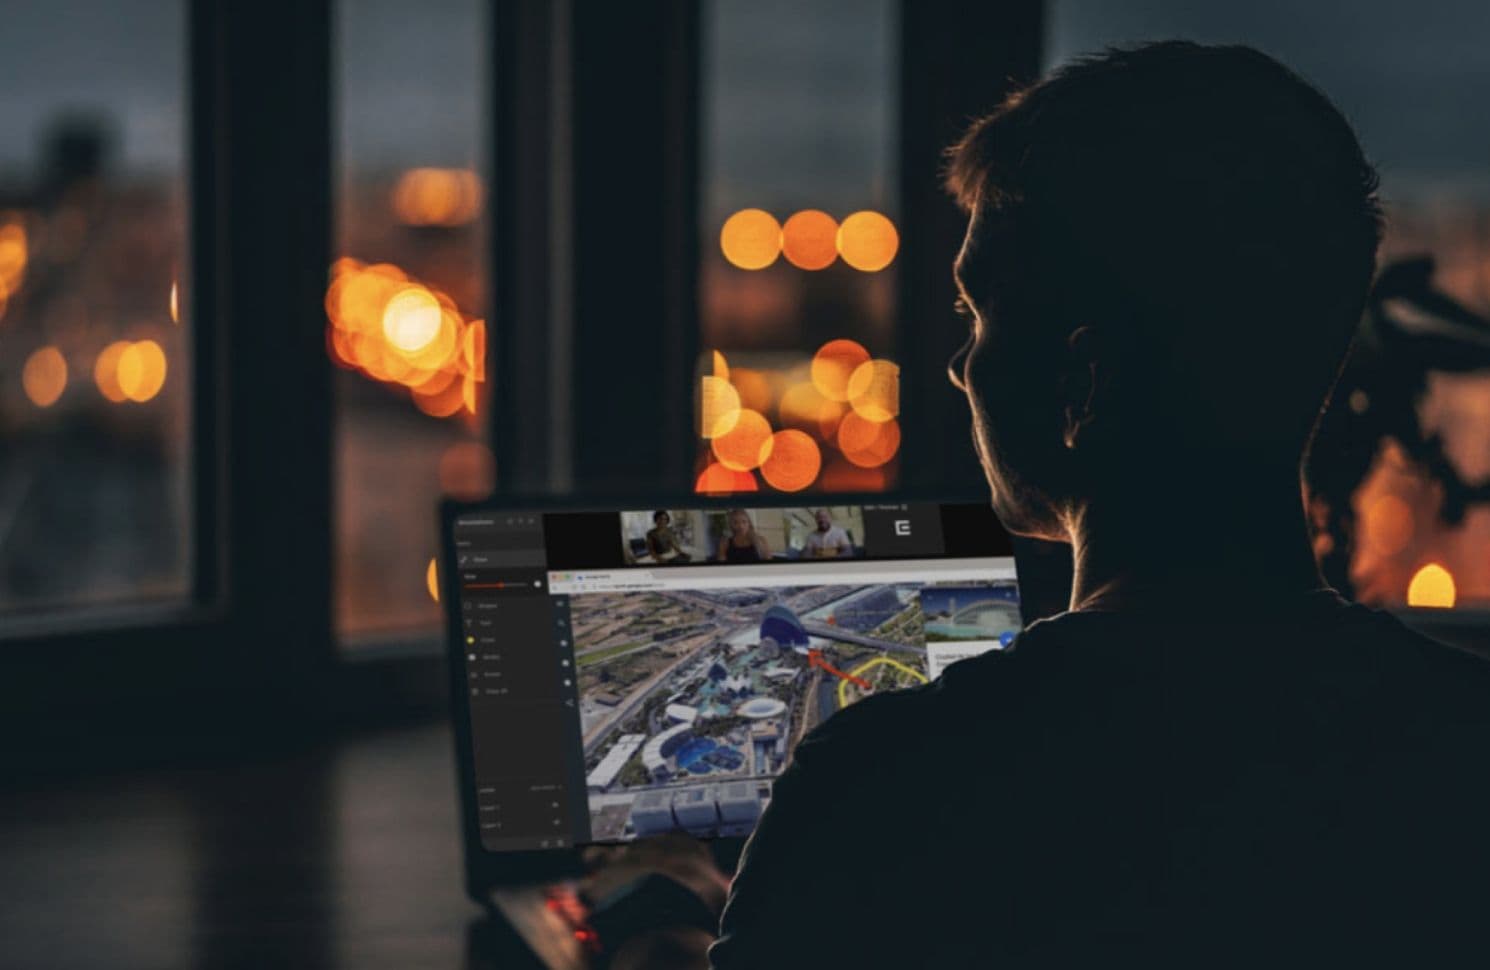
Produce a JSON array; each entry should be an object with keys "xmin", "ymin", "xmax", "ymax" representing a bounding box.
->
[
  {"xmin": 814, "ymin": 509, "xmax": 832, "ymax": 531},
  {"xmin": 945, "ymin": 42, "xmax": 1382, "ymax": 540},
  {"xmin": 654, "ymin": 510, "xmax": 670, "ymax": 526}
]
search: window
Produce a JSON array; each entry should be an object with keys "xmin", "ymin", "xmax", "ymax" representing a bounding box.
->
[
  {"xmin": 0, "ymin": 1, "xmax": 190, "ymax": 617},
  {"xmin": 1048, "ymin": 0, "xmax": 1490, "ymax": 609},
  {"xmin": 695, "ymin": 0, "xmax": 903, "ymax": 495},
  {"xmin": 332, "ymin": 0, "xmax": 491, "ymax": 643}
]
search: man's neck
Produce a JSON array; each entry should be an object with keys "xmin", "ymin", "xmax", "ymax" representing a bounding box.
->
[{"xmin": 1065, "ymin": 481, "xmax": 1326, "ymax": 613}]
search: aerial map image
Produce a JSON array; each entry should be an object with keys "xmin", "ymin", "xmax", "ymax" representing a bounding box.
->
[{"xmin": 573, "ymin": 580, "xmax": 1018, "ymax": 841}]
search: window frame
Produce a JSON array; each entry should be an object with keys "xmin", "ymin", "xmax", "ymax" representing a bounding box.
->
[{"xmin": 0, "ymin": 0, "xmax": 337, "ymax": 728}]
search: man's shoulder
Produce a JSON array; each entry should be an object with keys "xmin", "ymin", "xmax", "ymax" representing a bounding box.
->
[
  {"xmin": 792, "ymin": 638, "xmax": 1032, "ymax": 770},
  {"xmin": 1337, "ymin": 602, "xmax": 1490, "ymax": 714}
]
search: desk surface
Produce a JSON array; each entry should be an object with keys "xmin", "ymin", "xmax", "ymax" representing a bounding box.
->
[{"xmin": 1, "ymin": 720, "xmax": 547, "ymax": 970}]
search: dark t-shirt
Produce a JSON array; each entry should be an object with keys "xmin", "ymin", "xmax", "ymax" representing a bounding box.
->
[{"xmin": 710, "ymin": 593, "xmax": 1490, "ymax": 967}]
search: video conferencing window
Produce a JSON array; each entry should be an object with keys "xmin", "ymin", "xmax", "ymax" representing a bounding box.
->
[{"xmin": 450, "ymin": 503, "xmax": 1016, "ymax": 850}]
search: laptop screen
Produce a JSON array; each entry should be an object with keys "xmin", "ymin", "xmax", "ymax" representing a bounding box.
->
[{"xmin": 447, "ymin": 502, "xmax": 1016, "ymax": 851}]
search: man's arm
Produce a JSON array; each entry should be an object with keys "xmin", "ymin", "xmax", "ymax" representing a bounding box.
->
[{"xmin": 709, "ymin": 706, "xmax": 886, "ymax": 969}]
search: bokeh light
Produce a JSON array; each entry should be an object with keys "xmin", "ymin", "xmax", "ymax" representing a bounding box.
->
[
  {"xmin": 810, "ymin": 339, "xmax": 870, "ymax": 402},
  {"xmin": 729, "ymin": 367, "xmax": 774, "ymax": 414},
  {"xmin": 22, "ymin": 346, "xmax": 67, "ymax": 407},
  {"xmin": 413, "ymin": 378, "xmax": 466, "ymax": 418},
  {"xmin": 325, "ymin": 258, "xmax": 485, "ymax": 418},
  {"xmin": 701, "ymin": 374, "xmax": 742, "ymax": 438},
  {"xmin": 836, "ymin": 211, "xmax": 898, "ymax": 271},
  {"xmin": 711, "ymin": 408, "xmax": 774, "ymax": 471},
  {"xmin": 695, "ymin": 463, "xmax": 759, "ymax": 494},
  {"xmin": 462, "ymin": 320, "xmax": 487, "ymax": 381},
  {"xmin": 1362, "ymin": 494, "xmax": 1414, "ymax": 556},
  {"xmin": 382, "ymin": 285, "xmax": 443, "ymax": 353},
  {"xmin": 426, "ymin": 557, "xmax": 440, "ymax": 603},
  {"xmin": 760, "ymin": 429, "xmax": 822, "ymax": 491},
  {"xmin": 778, "ymin": 381, "xmax": 842, "ymax": 437},
  {"xmin": 781, "ymin": 209, "xmax": 839, "ymax": 270},
  {"xmin": 847, "ymin": 358, "xmax": 900, "ymax": 422},
  {"xmin": 1407, "ymin": 563, "xmax": 1456, "ymax": 608},
  {"xmin": 837, "ymin": 413, "xmax": 900, "ymax": 467},
  {"xmin": 461, "ymin": 372, "xmax": 479, "ymax": 415},
  {"xmin": 118, "ymin": 340, "xmax": 168, "ymax": 403},
  {"xmin": 720, "ymin": 209, "xmax": 782, "ymax": 270},
  {"xmin": 392, "ymin": 168, "xmax": 484, "ymax": 227},
  {"xmin": 0, "ymin": 220, "xmax": 27, "ymax": 296},
  {"xmin": 94, "ymin": 341, "xmax": 130, "ymax": 403},
  {"xmin": 170, "ymin": 279, "xmax": 180, "ymax": 324},
  {"xmin": 712, "ymin": 349, "xmax": 730, "ymax": 381}
]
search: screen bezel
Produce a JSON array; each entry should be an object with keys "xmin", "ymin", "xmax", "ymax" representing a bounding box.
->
[{"xmin": 441, "ymin": 489, "xmax": 1016, "ymax": 897}]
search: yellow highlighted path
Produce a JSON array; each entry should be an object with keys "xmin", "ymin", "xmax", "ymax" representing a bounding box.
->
[{"xmin": 837, "ymin": 655, "xmax": 928, "ymax": 708}]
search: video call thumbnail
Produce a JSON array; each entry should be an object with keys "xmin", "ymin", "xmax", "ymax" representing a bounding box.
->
[
  {"xmin": 620, "ymin": 506, "xmax": 868, "ymax": 565},
  {"xmin": 574, "ymin": 575, "xmax": 1020, "ymax": 842}
]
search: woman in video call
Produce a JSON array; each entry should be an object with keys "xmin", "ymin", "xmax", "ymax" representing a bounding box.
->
[{"xmin": 717, "ymin": 509, "xmax": 770, "ymax": 563}]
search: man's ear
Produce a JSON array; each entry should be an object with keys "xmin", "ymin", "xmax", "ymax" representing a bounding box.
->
[{"xmin": 1060, "ymin": 326, "xmax": 1107, "ymax": 450}]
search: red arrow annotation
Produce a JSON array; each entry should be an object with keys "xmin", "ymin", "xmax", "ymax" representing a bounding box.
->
[{"xmin": 807, "ymin": 649, "xmax": 871, "ymax": 690}]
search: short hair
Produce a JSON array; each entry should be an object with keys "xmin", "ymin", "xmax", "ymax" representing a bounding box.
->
[
  {"xmin": 653, "ymin": 509, "xmax": 670, "ymax": 522},
  {"xmin": 946, "ymin": 41, "xmax": 1382, "ymax": 460}
]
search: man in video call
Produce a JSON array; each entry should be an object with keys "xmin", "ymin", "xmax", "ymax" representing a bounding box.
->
[
  {"xmin": 800, "ymin": 508, "xmax": 853, "ymax": 559},
  {"xmin": 702, "ymin": 41, "xmax": 1490, "ymax": 967}
]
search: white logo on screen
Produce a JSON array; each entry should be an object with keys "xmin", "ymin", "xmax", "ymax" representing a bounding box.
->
[{"xmin": 894, "ymin": 519, "xmax": 911, "ymax": 536}]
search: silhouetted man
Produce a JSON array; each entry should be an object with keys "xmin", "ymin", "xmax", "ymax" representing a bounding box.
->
[{"xmin": 711, "ymin": 42, "xmax": 1490, "ymax": 967}]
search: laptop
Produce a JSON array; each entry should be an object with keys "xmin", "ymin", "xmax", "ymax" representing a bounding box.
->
[{"xmin": 440, "ymin": 496, "xmax": 1019, "ymax": 901}]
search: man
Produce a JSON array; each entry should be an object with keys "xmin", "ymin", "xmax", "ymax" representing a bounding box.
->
[
  {"xmin": 710, "ymin": 42, "xmax": 1490, "ymax": 967},
  {"xmin": 801, "ymin": 508, "xmax": 852, "ymax": 558},
  {"xmin": 646, "ymin": 509, "xmax": 691, "ymax": 563}
]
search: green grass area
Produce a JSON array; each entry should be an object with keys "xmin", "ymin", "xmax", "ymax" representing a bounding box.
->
[{"xmin": 576, "ymin": 640, "xmax": 648, "ymax": 667}]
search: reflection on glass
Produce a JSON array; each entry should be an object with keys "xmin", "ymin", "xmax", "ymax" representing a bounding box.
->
[
  {"xmin": 697, "ymin": 0, "xmax": 901, "ymax": 493},
  {"xmin": 0, "ymin": 1, "xmax": 189, "ymax": 616},
  {"xmin": 334, "ymin": 0, "xmax": 490, "ymax": 640}
]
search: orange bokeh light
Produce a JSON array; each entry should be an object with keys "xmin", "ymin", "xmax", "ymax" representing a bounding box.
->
[
  {"xmin": 427, "ymin": 557, "xmax": 441, "ymax": 603},
  {"xmin": 1362, "ymin": 494, "xmax": 1414, "ymax": 556},
  {"xmin": 729, "ymin": 367, "xmax": 774, "ymax": 414},
  {"xmin": 462, "ymin": 372, "xmax": 479, "ymax": 415},
  {"xmin": 118, "ymin": 340, "xmax": 168, "ymax": 403},
  {"xmin": 22, "ymin": 346, "xmax": 66, "ymax": 407},
  {"xmin": 781, "ymin": 209, "xmax": 838, "ymax": 270},
  {"xmin": 463, "ymin": 320, "xmax": 487, "ymax": 382},
  {"xmin": 837, "ymin": 413, "xmax": 900, "ymax": 468},
  {"xmin": 695, "ymin": 463, "xmax": 759, "ymax": 495},
  {"xmin": 382, "ymin": 285, "xmax": 443, "ymax": 353},
  {"xmin": 760, "ymin": 429, "xmax": 822, "ymax": 492},
  {"xmin": 720, "ymin": 209, "xmax": 782, "ymax": 270},
  {"xmin": 1407, "ymin": 563, "xmax": 1456, "ymax": 608},
  {"xmin": 701, "ymin": 375, "xmax": 742, "ymax": 439},
  {"xmin": 711, "ymin": 408, "xmax": 773, "ymax": 471},
  {"xmin": 778, "ymin": 381, "xmax": 842, "ymax": 437},
  {"xmin": 836, "ymin": 210, "xmax": 899, "ymax": 272},
  {"xmin": 392, "ymin": 168, "xmax": 484, "ymax": 227},
  {"xmin": 414, "ymin": 378, "xmax": 466, "ymax": 418},
  {"xmin": 712, "ymin": 349, "xmax": 730, "ymax": 381},
  {"xmin": 94, "ymin": 341, "xmax": 131, "ymax": 402},
  {"xmin": 325, "ymin": 258, "xmax": 485, "ymax": 419},
  {"xmin": 847, "ymin": 358, "xmax": 900, "ymax": 422},
  {"xmin": 810, "ymin": 339, "xmax": 870, "ymax": 402},
  {"xmin": 0, "ymin": 220, "xmax": 28, "ymax": 295}
]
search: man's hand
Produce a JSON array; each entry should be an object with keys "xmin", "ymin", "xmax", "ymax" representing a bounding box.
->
[{"xmin": 579, "ymin": 835, "xmax": 729, "ymax": 970}]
